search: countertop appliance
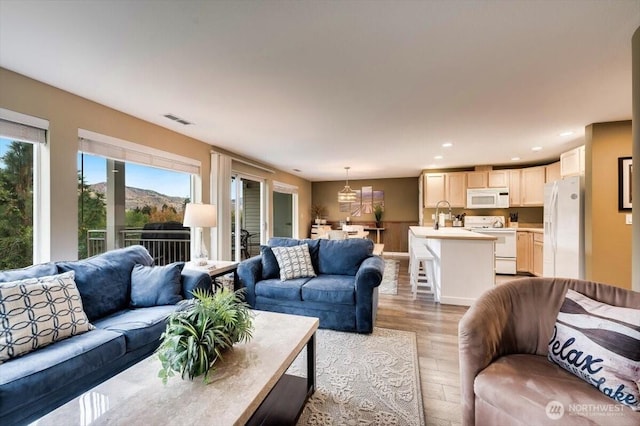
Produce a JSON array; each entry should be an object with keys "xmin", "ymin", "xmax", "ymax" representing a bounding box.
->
[
  {"xmin": 466, "ymin": 188, "xmax": 510, "ymax": 209},
  {"xmin": 543, "ymin": 175, "xmax": 584, "ymax": 279},
  {"xmin": 465, "ymin": 215, "xmax": 516, "ymax": 275}
]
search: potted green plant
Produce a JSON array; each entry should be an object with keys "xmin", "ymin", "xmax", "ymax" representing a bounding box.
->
[
  {"xmin": 157, "ymin": 288, "xmax": 253, "ymax": 384},
  {"xmin": 373, "ymin": 204, "xmax": 384, "ymax": 228}
]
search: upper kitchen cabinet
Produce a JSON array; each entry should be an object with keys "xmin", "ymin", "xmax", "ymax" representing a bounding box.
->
[
  {"xmin": 446, "ymin": 172, "xmax": 467, "ymax": 207},
  {"xmin": 560, "ymin": 145, "xmax": 585, "ymax": 177},
  {"xmin": 545, "ymin": 161, "xmax": 561, "ymax": 183},
  {"xmin": 509, "ymin": 170, "xmax": 522, "ymax": 206},
  {"xmin": 520, "ymin": 166, "xmax": 546, "ymax": 206},
  {"xmin": 488, "ymin": 170, "xmax": 509, "ymax": 188},
  {"xmin": 466, "ymin": 171, "xmax": 487, "ymax": 188},
  {"xmin": 423, "ymin": 173, "xmax": 446, "ymax": 207}
]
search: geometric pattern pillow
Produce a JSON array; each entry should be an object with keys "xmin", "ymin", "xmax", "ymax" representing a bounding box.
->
[
  {"xmin": 0, "ymin": 271, "xmax": 94, "ymax": 362},
  {"xmin": 548, "ymin": 289, "xmax": 640, "ymax": 411},
  {"xmin": 271, "ymin": 244, "xmax": 317, "ymax": 281}
]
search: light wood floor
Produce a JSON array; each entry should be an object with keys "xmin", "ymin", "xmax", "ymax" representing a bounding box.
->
[{"xmin": 376, "ymin": 255, "xmax": 468, "ymax": 426}]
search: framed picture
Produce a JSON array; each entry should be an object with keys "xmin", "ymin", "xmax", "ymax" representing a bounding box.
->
[{"xmin": 618, "ymin": 157, "xmax": 632, "ymax": 211}]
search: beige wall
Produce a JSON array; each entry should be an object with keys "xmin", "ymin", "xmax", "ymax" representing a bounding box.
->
[
  {"xmin": 632, "ymin": 26, "xmax": 639, "ymax": 292},
  {"xmin": 0, "ymin": 68, "xmax": 311, "ymax": 261},
  {"xmin": 585, "ymin": 121, "xmax": 632, "ymax": 289}
]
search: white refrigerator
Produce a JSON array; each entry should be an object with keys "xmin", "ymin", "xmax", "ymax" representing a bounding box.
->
[{"xmin": 543, "ymin": 175, "xmax": 584, "ymax": 279}]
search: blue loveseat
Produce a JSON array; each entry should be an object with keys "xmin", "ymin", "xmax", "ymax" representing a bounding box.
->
[
  {"xmin": 237, "ymin": 237, "xmax": 385, "ymax": 333},
  {"xmin": 0, "ymin": 245, "xmax": 211, "ymax": 425}
]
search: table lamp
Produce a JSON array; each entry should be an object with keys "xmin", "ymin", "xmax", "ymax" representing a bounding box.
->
[{"xmin": 183, "ymin": 203, "xmax": 217, "ymax": 266}]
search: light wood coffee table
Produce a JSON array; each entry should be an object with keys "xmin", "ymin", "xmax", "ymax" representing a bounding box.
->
[{"xmin": 36, "ymin": 311, "xmax": 318, "ymax": 425}]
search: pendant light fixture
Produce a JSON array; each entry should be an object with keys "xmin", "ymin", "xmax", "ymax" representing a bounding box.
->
[{"xmin": 337, "ymin": 166, "xmax": 357, "ymax": 203}]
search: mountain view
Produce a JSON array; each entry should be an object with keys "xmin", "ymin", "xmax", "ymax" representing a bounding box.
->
[{"xmin": 88, "ymin": 182, "xmax": 188, "ymax": 211}]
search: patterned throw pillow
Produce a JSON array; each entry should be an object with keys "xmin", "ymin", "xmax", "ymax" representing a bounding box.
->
[
  {"xmin": 0, "ymin": 271, "xmax": 94, "ymax": 362},
  {"xmin": 271, "ymin": 244, "xmax": 317, "ymax": 281},
  {"xmin": 547, "ymin": 289, "xmax": 640, "ymax": 410}
]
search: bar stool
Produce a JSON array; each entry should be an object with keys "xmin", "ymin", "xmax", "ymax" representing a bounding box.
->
[{"xmin": 410, "ymin": 241, "xmax": 439, "ymax": 302}]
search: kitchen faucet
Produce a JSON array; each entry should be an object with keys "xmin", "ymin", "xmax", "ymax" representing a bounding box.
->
[{"xmin": 434, "ymin": 200, "xmax": 452, "ymax": 230}]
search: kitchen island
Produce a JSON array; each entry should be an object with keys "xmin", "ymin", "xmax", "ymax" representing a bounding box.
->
[{"xmin": 409, "ymin": 226, "xmax": 496, "ymax": 306}]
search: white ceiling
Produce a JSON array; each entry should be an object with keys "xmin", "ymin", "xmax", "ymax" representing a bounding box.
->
[{"xmin": 1, "ymin": 1, "xmax": 638, "ymax": 181}]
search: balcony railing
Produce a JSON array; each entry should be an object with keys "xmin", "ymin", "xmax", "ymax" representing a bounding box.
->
[{"xmin": 87, "ymin": 228, "xmax": 191, "ymax": 266}]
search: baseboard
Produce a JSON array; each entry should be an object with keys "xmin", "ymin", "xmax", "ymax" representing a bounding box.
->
[{"xmin": 383, "ymin": 251, "xmax": 409, "ymax": 257}]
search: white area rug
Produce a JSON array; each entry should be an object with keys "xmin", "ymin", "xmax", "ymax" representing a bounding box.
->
[
  {"xmin": 290, "ymin": 327, "xmax": 425, "ymax": 426},
  {"xmin": 378, "ymin": 259, "xmax": 399, "ymax": 295}
]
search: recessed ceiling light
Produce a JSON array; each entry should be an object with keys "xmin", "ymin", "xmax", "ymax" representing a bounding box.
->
[
  {"xmin": 559, "ymin": 131, "xmax": 574, "ymax": 137},
  {"xmin": 511, "ymin": 157, "xmax": 520, "ymax": 161},
  {"xmin": 531, "ymin": 146, "xmax": 543, "ymax": 152},
  {"xmin": 434, "ymin": 155, "xmax": 443, "ymax": 160},
  {"xmin": 442, "ymin": 142, "xmax": 453, "ymax": 148}
]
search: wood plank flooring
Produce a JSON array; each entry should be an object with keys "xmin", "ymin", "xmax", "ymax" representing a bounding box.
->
[{"xmin": 376, "ymin": 255, "xmax": 468, "ymax": 426}]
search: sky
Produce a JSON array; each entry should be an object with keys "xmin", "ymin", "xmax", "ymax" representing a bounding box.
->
[{"xmin": 78, "ymin": 153, "xmax": 191, "ymax": 197}]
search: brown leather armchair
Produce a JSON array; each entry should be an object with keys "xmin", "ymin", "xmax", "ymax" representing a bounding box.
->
[{"xmin": 458, "ymin": 277, "xmax": 640, "ymax": 426}]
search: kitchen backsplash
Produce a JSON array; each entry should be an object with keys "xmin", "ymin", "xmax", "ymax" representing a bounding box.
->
[{"xmin": 422, "ymin": 207, "xmax": 543, "ymax": 226}]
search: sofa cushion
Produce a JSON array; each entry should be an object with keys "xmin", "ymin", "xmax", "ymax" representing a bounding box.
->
[
  {"xmin": 130, "ymin": 262, "xmax": 185, "ymax": 307},
  {"xmin": 476, "ymin": 354, "xmax": 638, "ymax": 424},
  {"xmin": 547, "ymin": 289, "xmax": 640, "ymax": 410},
  {"xmin": 301, "ymin": 275, "xmax": 355, "ymax": 305},
  {"xmin": 0, "ymin": 328, "xmax": 125, "ymax": 417},
  {"xmin": 260, "ymin": 245, "xmax": 281, "ymax": 279},
  {"xmin": 271, "ymin": 244, "xmax": 317, "ymax": 281},
  {"xmin": 56, "ymin": 245, "xmax": 154, "ymax": 321},
  {"xmin": 0, "ymin": 262, "xmax": 58, "ymax": 283},
  {"xmin": 0, "ymin": 271, "xmax": 93, "ymax": 362},
  {"xmin": 317, "ymin": 238, "xmax": 373, "ymax": 275},
  {"xmin": 93, "ymin": 305, "xmax": 176, "ymax": 352},
  {"xmin": 254, "ymin": 277, "xmax": 310, "ymax": 301},
  {"xmin": 266, "ymin": 238, "xmax": 320, "ymax": 276}
]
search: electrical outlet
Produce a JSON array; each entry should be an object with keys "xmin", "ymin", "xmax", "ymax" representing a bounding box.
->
[{"xmin": 626, "ymin": 214, "xmax": 632, "ymax": 225}]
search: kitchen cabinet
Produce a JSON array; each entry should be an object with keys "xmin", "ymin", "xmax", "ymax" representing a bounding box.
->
[
  {"xmin": 446, "ymin": 172, "xmax": 467, "ymax": 207},
  {"xmin": 532, "ymin": 233, "xmax": 544, "ymax": 276},
  {"xmin": 516, "ymin": 231, "xmax": 532, "ymax": 273},
  {"xmin": 560, "ymin": 145, "xmax": 585, "ymax": 177},
  {"xmin": 509, "ymin": 170, "xmax": 522, "ymax": 207},
  {"xmin": 466, "ymin": 171, "xmax": 487, "ymax": 188},
  {"xmin": 488, "ymin": 170, "xmax": 509, "ymax": 188},
  {"xmin": 545, "ymin": 161, "xmax": 561, "ymax": 183},
  {"xmin": 520, "ymin": 166, "xmax": 545, "ymax": 206},
  {"xmin": 423, "ymin": 173, "xmax": 446, "ymax": 207}
]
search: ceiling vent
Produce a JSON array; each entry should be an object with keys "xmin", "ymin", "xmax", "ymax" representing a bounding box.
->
[{"xmin": 163, "ymin": 113, "xmax": 193, "ymax": 126}]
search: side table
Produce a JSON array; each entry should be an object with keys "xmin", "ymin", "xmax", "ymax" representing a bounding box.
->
[{"xmin": 184, "ymin": 260, "xmax": 239, "ymax": 291}]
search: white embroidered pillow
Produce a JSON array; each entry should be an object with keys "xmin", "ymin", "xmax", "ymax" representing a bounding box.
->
[
  {"xmin": 547, "ymin": 289, "xmax": 640, "ymax": 411},
  {"xmin": 271, "ymin": 244, "xmax": 317, "ymax": 281},
  {"xmin": 0, "ymin": 271, "xmax": 94, "ymax": 362}
]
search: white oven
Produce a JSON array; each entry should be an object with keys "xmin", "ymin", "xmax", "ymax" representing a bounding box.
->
[
  {"xmin": 465, "ymin": 216, "xmax": 516, "ymax": 275},
  {"xmin": 467, "ymin": 188, "xmax": 510, "ymax": 209}
]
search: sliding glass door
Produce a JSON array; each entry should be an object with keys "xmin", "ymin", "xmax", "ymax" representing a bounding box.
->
[{"xmin": 231, "ymin": 174, "xmax": 264, "ymax": 261}]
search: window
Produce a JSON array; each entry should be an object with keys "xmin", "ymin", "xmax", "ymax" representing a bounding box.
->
[
  {"xmin": 0, "ymin": 112, "xmax": 48, "ymax": 269},
  {"xmin": 77, "ymin": 130, "xmax": 198, "ymax": 263}
]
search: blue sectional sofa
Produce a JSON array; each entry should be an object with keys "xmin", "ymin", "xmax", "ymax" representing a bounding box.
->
[
  {"xmin": 237, "ymin": 237, "xmax": 385, "ymax": 333},
  {"xmin": 0, "ymin": 245, "xmax": 211, "ymax": 425}
]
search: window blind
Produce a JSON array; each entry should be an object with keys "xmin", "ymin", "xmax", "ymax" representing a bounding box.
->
[{"xmin": 0, "ymin": 118, "xmax": 47, "ymax": 144}]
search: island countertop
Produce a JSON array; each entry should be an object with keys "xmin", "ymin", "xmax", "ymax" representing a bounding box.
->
[{"xmin": 410, "ymin": 226, "xmax": 497, "ymax": 240}]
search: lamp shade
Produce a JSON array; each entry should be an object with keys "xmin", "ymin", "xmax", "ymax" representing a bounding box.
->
[{"xmin": 183, "ymin": 203, "xmax": 217, "ymax": 227}]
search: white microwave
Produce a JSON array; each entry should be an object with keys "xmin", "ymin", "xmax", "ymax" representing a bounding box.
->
[{"xmin": 467, "ymin": 188, "xmax": 510, "ymax": 209}]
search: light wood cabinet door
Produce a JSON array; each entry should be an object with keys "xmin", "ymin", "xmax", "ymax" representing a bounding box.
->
[
  {"xmin": 516, "ymin": 231, "xmax": 532, "ymax": 273},
  {"xmin": 545, "ymin": 161, "xmax": 561, "ymax": 183},
  {"xmin": 466, "ymin": 171, "xmax": 487, "ymax": 188},
  {"xmin": 560, "ymin": 145, "xmax": 585, "ymax": 177},
  {"xmin": 424, "ymin": 173, "xmax": 446, "ymax": 208},
  {"xmin": 509, "ymin": 169, "xmax": 521, "ymax": 207},
  {"xmin": 532, "ymin": 233, "xmax": 544, "ymax": 276},
  {"xmin": 446, "ymin": 172, "xmax": 467, "ymax": 207},
  {"xmin": 521, "ymin": 166, "xmax": 546, "ymax": 206},
  {"xmin": 488, "ymin": 170, "xmax": 509, "ymax": 188}
]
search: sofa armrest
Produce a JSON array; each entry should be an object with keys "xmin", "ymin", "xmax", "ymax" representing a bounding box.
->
[
  {"xmin": 353, "ymin": 256, "xmax": 385, "ymax": 333},
  {"xmin": 237, "ymin": 256, "xmax": 263, "ymax": 307},
  {"xmin": 180, "ymin": 269, "xmax": 212, "ymax": 299}
]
